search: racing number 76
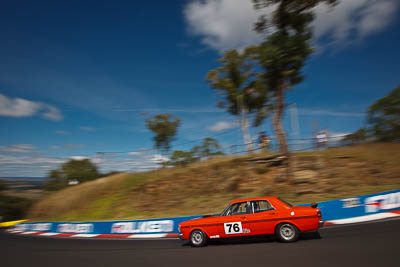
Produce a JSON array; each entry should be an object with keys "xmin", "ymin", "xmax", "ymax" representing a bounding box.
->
[{"xmin": 224, "ymin": 222, "xmax": 243, "ymax": 234}]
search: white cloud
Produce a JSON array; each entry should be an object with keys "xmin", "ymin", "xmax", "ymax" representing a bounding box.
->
[
  {"xmin": 150, "ymin": 154, "xmax": 169, "ymax": 163},
  {"xmin": 63, "ymin": 144, "xmax": 85, "ymax": 150},
  {"xmin": 69, "ymin": 156, "xmax": 88, "ymax": 160},
  {"xmin": 184, "ymin": 0, "xmax": 399, "ymax": 52},
  {"xmin": 299, "ymin": 108, "xmax": 364, "ymax": 117},
  {"xmin": 128, "ymin": 151, "xmax": 141, "ymax": 156},
  {"xmin": 313, "ymin": 0, "xmax": 399, "ymax": 49},
  {"xmin": 41, "ymin": 104, "xmax": 63, "ymax": 121},
  {"xmin": 208, "ymin": 121, "xmax": 238, "ymax": 132},
  {"xmin": 0, "ymin": 154, "xmax": 64, "ymax": 165},
  {"xmin": 0, "ymin": 144, "xmax": 37, "ymax": 154},
  {"xmin": 184, "ymin": 0, "xmax": 263, "ymax": 52},
  {"xmin": 0, "ymin": 93, "xmax": 63, "ymax": 121},
  {"xmin": 79, "ymin": 126, "xmax": 96, "ymax": 132},
  {"xmin": 47, "ymin": 144, "xmax": 84, "ymax": 150},
  {"xmin": 329, "ymin": 132, "xmax": 350, "ymax": 141},
  {"xmin": 0, "ymin": 150, "xmax": 169, "ymax": 177},
  {"xmin": 55, "ymin": 130, "xmax": 69, "ymax": 135}
]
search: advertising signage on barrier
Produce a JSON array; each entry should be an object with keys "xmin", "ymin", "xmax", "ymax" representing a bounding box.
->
[
  {"xmin": 12, "ymin": 216, "xmax": 201, "ymax": 235},
  {"xmin": 11, "ymin": 190, "xmax": 400, "ymax": 236},
  {"xmin": 111, "ymin": 220, "xmax": 174, "ymax": 233},
  {"xmin": 318, "ymin": 189, "xmax": 400, "ymax": 221},
  {"xmin": 14, "ymin": 222, "xmax": 52, "ymax": 232},
  {"xmin": 58, "ymin": 223, "xmax": 94, "ymax": 233}
]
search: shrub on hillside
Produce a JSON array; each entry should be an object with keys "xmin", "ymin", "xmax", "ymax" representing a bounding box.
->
[
  {"xmin": 0, "ymin": 195, "xmax": 33, "ymax": 221},
  {"xmin": 44, "ymin": 159, "xmax": 101, "ymax": 191},
  {"xmin": 0, "ymin": 179, "xmax": 7, "ymax": 192}
]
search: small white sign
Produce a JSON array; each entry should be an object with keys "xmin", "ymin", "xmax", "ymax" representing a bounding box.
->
[{"xmin": 224, "ymin": 222, "xmax": 243, "ymax": 234}]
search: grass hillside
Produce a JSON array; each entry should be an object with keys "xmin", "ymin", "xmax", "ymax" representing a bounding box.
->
[{"xmin": 28, "ymin": 143, "xmax": 400, "ymax": 221}]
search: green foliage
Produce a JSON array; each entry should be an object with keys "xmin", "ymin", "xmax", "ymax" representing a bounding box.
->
[
  {"xmin": 146, "ymin": 114, "xmax": 181, "ymax": 153},
  {"xmin": 368, "ymin": 86, "xmax": 400, "ymax": 141},
  {"xmin": 250, "ymin": 0, "xmax": 338, "ymax": 154},
  {"xmin": 168, "ymin": 150, "xmax": 197, "ymax": 167},
  {"xmin": 167, "ymin": 138, "xmax": 224, "ymax": 167},
  {"xmin": 255, "ymin": 167, "xmax": 269, "ymax": 174},
  {"xmin": 0, "ymin": 195, "xmax": 33, "ymax": 221},
  {"xmin": 192, "ymin": 137, "xmax": 224, "ymax": 158},
  {"xmin": 0, "ymin": 179, "xmax": 8, "ymax": 192},
  {"xmin": 343, "ymin": 128, "xmax": 368, "ymax": 145},
  {"xmin": 207, "ymin": 49, "xmax": 264, "ymax": 119},
  {"xmin": 44, "ymin": 170, "xmax": 65, "ymax": 191},
  {"xmin": 44, "ymin": 159, "xmax": 100, "ymax": 191},
  {"xmin": 61, "ymin": 159, "xmax": 99, "ymax": 182},
  {"xmin": 0, "ymin": 179, "xmax": 33, "ymax": 221}
]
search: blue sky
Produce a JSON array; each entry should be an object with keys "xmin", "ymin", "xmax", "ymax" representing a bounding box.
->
[{"xmin": 0, "ymin": 0, "xmax": 399, "ymax": 177}]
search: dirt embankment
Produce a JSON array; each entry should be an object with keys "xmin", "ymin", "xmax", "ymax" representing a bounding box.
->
[{"xmin": 28, "ymin": 143, "xmax": 400, "ymax": 221}]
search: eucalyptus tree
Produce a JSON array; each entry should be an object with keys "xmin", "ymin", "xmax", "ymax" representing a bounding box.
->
[
  {"xmin": 368, "ymin": 86, "xmax": 400, "ymax": 141},
  {"xmin": 251, "ymin": 0, "xmax": 338, "ymax": 156},
  {"xmin": 146, "ymin": 113, "xmax": 181, "ymax": 153},
  {"xmin": 192, "ymin": 137, "xmax": 224, "ymax": 158},
  {"xmin": 207, "ymin": 49, "xmax": 264, "ymax": 152}
]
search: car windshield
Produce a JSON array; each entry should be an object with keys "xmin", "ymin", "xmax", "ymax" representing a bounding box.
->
[{"xmin": 220, "ymin": 204, "xmax": 231, "ymax": 216}]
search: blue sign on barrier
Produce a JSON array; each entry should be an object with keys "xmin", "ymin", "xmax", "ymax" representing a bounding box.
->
[
  {"xmin": 317, "ymin": 189, "xmax": 400, "ymax": 221},
  {"xmin": 14, "ymin": 215, "xmax": 202, "ymax": 234}
]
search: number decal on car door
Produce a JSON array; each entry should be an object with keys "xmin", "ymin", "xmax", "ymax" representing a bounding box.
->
[{"xmin": 224, "ymin": 222, "xmax": 243, "ymax": 234}]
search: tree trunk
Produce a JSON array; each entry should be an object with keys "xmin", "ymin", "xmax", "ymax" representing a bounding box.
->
[
  {"xmin": 237, "ymin": 95, "xmax": 253, "ymax": 153},
  {"xmin": 273, "ymin": 84, "xmax": 291, "ymax": 181},
  {"xmin": 273, "ymin": 86, "xmax": 289, "ymax": 156}
]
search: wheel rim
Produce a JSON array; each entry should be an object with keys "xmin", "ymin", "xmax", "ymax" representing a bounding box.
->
[
  {"xmin": 191, "ymin": 231, "xmax": 203, "ymax": 245},
  {"xmin": 280, "ymin": 224, "xmax": 295, "ymax": 240}
]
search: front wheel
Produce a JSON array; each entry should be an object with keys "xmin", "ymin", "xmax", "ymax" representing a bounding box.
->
[
  {"xmin": 276, "ymin": 223, "xmax": 299, "ymax": 243},
  {"xmin": 189, "ymin": 230, "xmax": 208, "ymax": 247}
]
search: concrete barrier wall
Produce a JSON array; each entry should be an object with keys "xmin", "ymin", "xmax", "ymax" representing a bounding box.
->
[
  {"xmin": 12, "ymin": 215, "xmax": 202, "ymax": 237},
  {"xmin": 9, "ymin": 189, "xmax": 400, "ymax": 237},
  {"xmin": 318, "ymin": 189, "xmax": 400, "ymax": 225}
]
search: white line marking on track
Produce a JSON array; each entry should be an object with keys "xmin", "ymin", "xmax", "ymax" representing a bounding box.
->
[
  {"xmin": 71, "ymin": 234, "xmax": 100, "ymax": 238},
  {"xmin": 128, "ymin": 234, "xmax": 167, "ymax": 238},
  {"xmin": 21, "ymin": 231, "xmax": 36, "ymax": 235},
  {"xmin": 325, "ymin": 212, "xmax": 400, "ymax": 225},
  {"xmin": 39, "ymin": 233, "xmax": 59, "ymax": 236}
]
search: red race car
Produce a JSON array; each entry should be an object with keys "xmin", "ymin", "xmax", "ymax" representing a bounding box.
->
[{"xmin": 179, "ymin": 196, "xmax": 322, "ymax": 247}]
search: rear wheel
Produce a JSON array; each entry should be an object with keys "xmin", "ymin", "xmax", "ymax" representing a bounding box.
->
[
  {"xmin": 189, "ymin": 230, "xmax": 208, "ymax": 247},
  {"xmin": 276, "ymin": 223, "xmax": 299, "ymax": 243}
]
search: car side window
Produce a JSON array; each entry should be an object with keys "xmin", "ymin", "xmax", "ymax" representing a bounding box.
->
[
  {"xmin": 231, "ymin": 202, "xmax": 250, "ymax": 215},
  {"xmin": 252, "ymin": 200, "xmax": 274, "ymax": 213}
]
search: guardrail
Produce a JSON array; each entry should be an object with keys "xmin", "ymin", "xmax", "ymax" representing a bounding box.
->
[{"xmin": 7, "ymin": 189, "xmax": 400, "ymax": 238}]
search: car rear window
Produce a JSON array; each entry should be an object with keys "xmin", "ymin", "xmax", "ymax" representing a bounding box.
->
[{"xmin": 278, "ymin": 197, "xmax": 293, "ymax": 207}]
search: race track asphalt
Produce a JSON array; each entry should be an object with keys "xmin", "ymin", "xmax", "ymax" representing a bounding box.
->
[{"xmin": 1, "ymin": 218, "xmax": 399, "ymax": 267}]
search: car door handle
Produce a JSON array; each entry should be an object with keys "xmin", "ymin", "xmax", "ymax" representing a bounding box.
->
[
  {"xmin": 240, "ymin": 216, "xmax": 247, "ymax": 219},
  {"xmin": 268, "ymin": 212, "xmax": 276, "ymax": 215}
]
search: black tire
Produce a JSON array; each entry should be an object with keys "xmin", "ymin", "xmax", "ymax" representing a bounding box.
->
[
  {"xmin": 189, "ymin": 230, "xmax": 208, "ymax": 247},
  {"xmin": 276, "ymin": 223, "xmax": 299, "ymax": 243}
]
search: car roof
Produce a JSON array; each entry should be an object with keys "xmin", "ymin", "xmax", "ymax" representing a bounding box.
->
[{"xmin": 230, "ymin": 196, "xmax": 278, "ymax": 205}]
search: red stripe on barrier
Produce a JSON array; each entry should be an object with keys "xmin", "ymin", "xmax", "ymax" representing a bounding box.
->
[
  {"xmin": 57, "ymin": 233, "xmax": 74, "ymax": 237},
  {"xmin": 31, "ymin": 232, "xmax": 44, "ymax": 235},
  {"xmin": 323, "ymin": 222, "xmax": 334, "ymax": 226},
  {"xmin": 166, "ymin": 233, "xmax": 179, "ymax": 237},
  {"xmin": 390, "ymin": 210, "xmax": 400, "ymax": 214}
]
